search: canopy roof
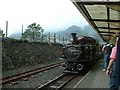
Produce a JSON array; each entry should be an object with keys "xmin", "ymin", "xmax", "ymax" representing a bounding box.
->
[{"xmin": 72, "ymin": 0, "xmax": 120, "ymax": 42}]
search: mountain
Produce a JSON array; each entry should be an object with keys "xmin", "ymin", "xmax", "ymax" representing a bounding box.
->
[
  {"xmin": 56, "ymin": 25, "xmax": 103, "ymax": 43},
  {"xmin": 9, "ymin": 33, "xmax": 22, "ymax": 39},
  {"xmin": 56, "ymin": 25, "xmax": 83, "ymax": 38}
]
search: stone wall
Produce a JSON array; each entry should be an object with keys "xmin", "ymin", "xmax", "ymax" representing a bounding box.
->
[{"xmin": 2, "ymin": 38, "xmax": 62, "ymax": 70}]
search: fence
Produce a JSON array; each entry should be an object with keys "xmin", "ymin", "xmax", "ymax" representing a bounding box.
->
[
  {"xmin": 40, "ymin": 32, "xmax": 71, "ymax": 44},
  {"xmin": 0, "ymin": 21, "xmax": 71, "ymax": 44},
  {"xmin": 0, "ymin": 31, "xmax": 70, "ymax": 44},
  {"xmin": 1, "ymin": 32, "xmax": 71, "ymax": 45}
]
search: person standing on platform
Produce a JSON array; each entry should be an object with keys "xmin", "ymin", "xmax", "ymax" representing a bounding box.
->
[
  {"xmin": 115, "ymin": 37, "xmax": 120, "ymax": 89},
  {"xmin": 102, "ymin": 43, "xmax": 112, "ymax": 71},
  {"xmin": 106, "ymin": 37, "xmax": 119, "ymax": 90}
]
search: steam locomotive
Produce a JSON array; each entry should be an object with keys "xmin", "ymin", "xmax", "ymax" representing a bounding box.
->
[{"xmin": 60, "ymin": 33, "xmax": 98, "ymax": 73}]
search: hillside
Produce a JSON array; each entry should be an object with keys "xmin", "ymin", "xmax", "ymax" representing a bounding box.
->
[
  {"xmin": 9, "ymin": 25, "xmax": 103, "ymax": 43},
  {"xmin": 56, "ymin": 25, "xmax": 83, "ymax": 37},
  {"xmin": 9, "ymin": 33, "xmax": 22, "ymax": 39},
  {"xmin": 56, "ymin": 25, "xmax": 103, "ymax": 43}
]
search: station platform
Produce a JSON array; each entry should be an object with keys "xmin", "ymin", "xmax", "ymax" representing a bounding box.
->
[{"xmin": 75, "ymin": 59, "xmax": 110, "ymax": 88}]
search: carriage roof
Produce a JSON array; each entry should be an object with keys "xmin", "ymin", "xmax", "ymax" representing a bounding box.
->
[{"xmin": 77, "ymin": 36, "xmax": 96, "ymax": 44}]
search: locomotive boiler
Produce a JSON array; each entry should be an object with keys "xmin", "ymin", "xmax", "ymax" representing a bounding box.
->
[{"xmin": 60, "ymin": 33, "xmax": 97, "ymax": 73}]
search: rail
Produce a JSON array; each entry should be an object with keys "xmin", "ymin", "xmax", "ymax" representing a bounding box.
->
[{"xmin": 1, "ymin": 61, "xmax": 63, "ymax": 85}]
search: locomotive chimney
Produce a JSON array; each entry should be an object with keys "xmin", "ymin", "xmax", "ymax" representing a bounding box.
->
[{"xmin": 71, "ymin": 33, "xmax": 77, "ymax": 44}]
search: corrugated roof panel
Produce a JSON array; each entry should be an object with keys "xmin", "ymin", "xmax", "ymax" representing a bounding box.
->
[
  {"xmin": 99, "ymin": 29, "xmax": 108, "ymax": 31},
  {"xmin": 107, "ymin": 5, "xmax": 120, "ymax": 12},
  {"xmin": 85, "ymin": 5, "xmax": 107, "ymax": 19},
  {"xmin": 110, "ymin": 9, "xmax": 119, "ymax": 20},
  {"xmin": 94, "ymin": 22, "xmax": 108, "ymax": 27},
  {"xmin": 110, "ymin": 24, "xmax": 118, "ymax": 28},
  {"xmin": 109, "ymin": 22, "xmax": 120, "ymax": 27}
]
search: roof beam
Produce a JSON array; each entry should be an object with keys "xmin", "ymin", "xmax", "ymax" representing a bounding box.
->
[
  {"xmin": 74, "ymin": 1, "xmax": 120, "ymax": 5},
  {"xmin": 90, "ymin": 19, "xmax": 120, "ymax": 23},
  {"xmin": 102, "ymin": 34, "xmax": 112, "ymax": 36},
  {"xmin": 100, "ymin": 31, "xmax": 120, "ymax": 34},
  {"xmin": 107, "ymin": 5, "xmax": 110, "ymax": 40},
  {"xmin": 97, "ymin": 27, "xmax": 120, "ymax": 30}
]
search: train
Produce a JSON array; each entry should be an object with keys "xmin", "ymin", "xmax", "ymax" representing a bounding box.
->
[{"xmin": 60, "ymin": 33, "xmax": 99, "ymax": 73}]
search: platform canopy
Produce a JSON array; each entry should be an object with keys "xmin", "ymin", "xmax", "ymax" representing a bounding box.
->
[{"xmin": 72, "ymin": 0, "xmax": 120, "ymax": 42}]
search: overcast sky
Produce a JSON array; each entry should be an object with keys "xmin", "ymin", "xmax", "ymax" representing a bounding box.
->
[{"xmin": 0, "ymin": 0, "xmax": 89, "ymax": 36}]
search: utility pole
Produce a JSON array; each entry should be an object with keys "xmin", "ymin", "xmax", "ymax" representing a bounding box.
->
[
  {"xmin": 63, "ymin": 36, "xmax": 64, "ymax": 44},
  {"xmin": 33, "ymin": 28, "xmax": 35, "ymax": 42},
  {"xmin": 41, "ymin": 29, "xmax": 44, "ymax": 42},
  {"xmin": 6, "ymin": 21, "xmax": 8, "ymax": 38},
  {"xmin": 0, "ymin": 28, "xmax": 3, "ymax": 38},
  {"xmin": 54, "ymin": 33, "xmax": 56, "ymax": 43},
  {"xmin": 22, "ymin": 25, "xmax": 23, "ymax": 39},
  {"xmin": 48, "ymin": 32, "xmax": 50, "ymax": 42},
  {"xmin": 59, "ymin": 35, "xmax": 60, "ymax": 44}
]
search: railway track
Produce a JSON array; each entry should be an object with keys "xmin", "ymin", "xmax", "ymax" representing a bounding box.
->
[
  {"xmin": 35, "ymin": 73, "xmax": 77, "ymax": 90},
  {"xmin": 2, "ymin": 57, "xmax": 101, "ymax": 89},
  {"xmin": 34, "ymin": 58, "xmax": 100, "ymax": 89},
  {"xmin": 1, "ymin": 61, "xmax": 63, "ymax": 85}
]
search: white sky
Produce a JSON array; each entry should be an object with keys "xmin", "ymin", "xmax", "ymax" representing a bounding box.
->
[{"xmin": 0, "ymin": 0, "xmax": 88, "ymax": 36}]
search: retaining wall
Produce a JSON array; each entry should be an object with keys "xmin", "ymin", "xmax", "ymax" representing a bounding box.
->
[{"xmin": 2, "ymin": 38, "xmax": 62, "ymax": 70}]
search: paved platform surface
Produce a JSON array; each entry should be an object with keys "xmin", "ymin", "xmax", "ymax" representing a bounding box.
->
[{"xmin": 76, "ymin": 59, "xmax": 110, "ymax": 88}]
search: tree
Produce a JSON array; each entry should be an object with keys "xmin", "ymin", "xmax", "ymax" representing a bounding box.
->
[
  {"xmin": 0, "ymin": 28, "xmax": 5, "ymax": 38},
  {"xmin": 23, "ymin": 23, "xmax": 43, "ymax": 42}
]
